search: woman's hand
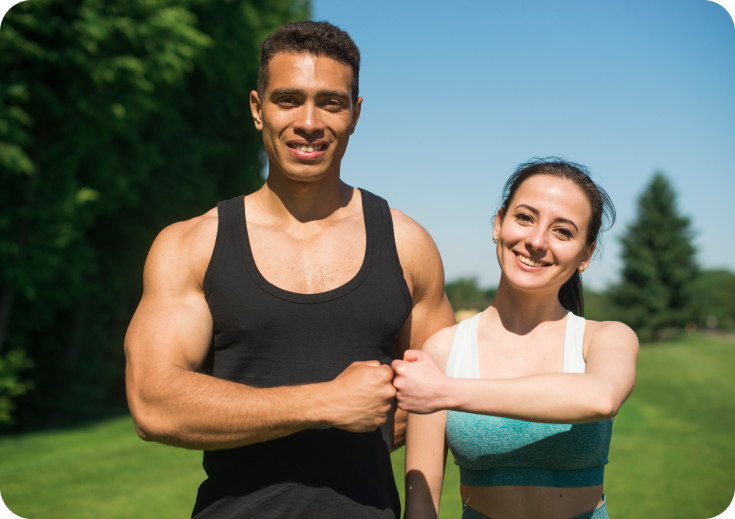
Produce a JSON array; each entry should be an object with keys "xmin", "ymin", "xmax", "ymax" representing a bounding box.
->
[{"xmin": 392, "ymin": 350, "xmax": 451, "ymax": 414}]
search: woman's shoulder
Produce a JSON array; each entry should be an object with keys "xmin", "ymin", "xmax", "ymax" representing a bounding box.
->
[
  {"xmin": 420, "ymin": 322, "xmax": 461, "ymax": 373},
  {"xmin": 583, "ymin": 319, "xmax": 639, "ymax": 352}
]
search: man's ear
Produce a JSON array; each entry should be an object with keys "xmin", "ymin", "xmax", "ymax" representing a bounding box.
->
[
  {"xmin": 250, "ymin": 90, "xmax": 264, "ymax": 131},
  {"xmin": 348, "ymin": 96, "xmax": 363, "ymax": 135}
]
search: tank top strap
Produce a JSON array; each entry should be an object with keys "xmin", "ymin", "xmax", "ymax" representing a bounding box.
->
[
  {"xmin": 562, "ymin": 311, "xmax": 587, "ymax": 374},
  {"xmin": 203, "ymin": 195, "xmax": 244, "ymax": 299},
  {"xmin": 445, "ymin": 312, "xmax": 482, "ymax": 379},
  {"xmin": 359, "ymin": 188, "xmax": 413, "ymax": 315}
]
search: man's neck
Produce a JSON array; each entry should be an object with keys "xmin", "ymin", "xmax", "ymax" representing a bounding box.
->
[
  {"xmin": 490, "ymin": 275, "xmax": 568, "ymax": 335},
  {"xmin": 258, "ymin": 165, "xmax": 355, "ymax": 225}
]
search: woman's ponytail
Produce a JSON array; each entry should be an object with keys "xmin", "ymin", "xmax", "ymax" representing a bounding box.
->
[{"xmin": 558, "ymin": 270, "xmax": 584, "ymax": 316}]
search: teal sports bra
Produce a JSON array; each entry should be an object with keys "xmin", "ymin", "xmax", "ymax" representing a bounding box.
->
[{"xmin": 445, "ymin": 312, "xmax": 613, "ymax": 488}]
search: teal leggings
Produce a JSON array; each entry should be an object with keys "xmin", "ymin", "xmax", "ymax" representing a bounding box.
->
[{"xmin": 461, "ymin": 494, "xmax": 608, "ymax": 519}]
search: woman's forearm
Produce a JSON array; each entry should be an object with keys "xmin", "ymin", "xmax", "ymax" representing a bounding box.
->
[
  {"xmin": 404, "ymin": 411, "xmax": 447, "ymax": 519},
  {"xmin": 445, "ymin": 373, "xmax": 620, "ymax": 424}
]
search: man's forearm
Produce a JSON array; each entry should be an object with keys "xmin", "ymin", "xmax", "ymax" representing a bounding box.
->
[
  {"xmin": 130, "ymin": 367, "xmax": 328, "ymax": 450},
  {"xmin": 392, "ymin": 407, "xmax": 408, "ymax": 450}
]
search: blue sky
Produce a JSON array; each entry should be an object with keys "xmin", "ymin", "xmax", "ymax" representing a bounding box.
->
[{"xmin": 312, "ymin": 0, "xmax": 735, "ymax": 290}]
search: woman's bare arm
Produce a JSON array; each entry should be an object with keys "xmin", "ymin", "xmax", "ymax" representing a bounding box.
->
[
  {"xmin": 394, "ymin": 322, "xmax": 638, "ymax": 424},
  {"xmin": 398, "ymin": 326, "xmax": 457, "ymax": 519}
]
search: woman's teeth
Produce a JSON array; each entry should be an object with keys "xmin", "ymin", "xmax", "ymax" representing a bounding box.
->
[
  {"xmin": 517, "ymin": 254, "xmax": 545, "ymax": 267},
  {"xmin": 293, "ymin": 144, "xmax": 324, "ymax": 152}
]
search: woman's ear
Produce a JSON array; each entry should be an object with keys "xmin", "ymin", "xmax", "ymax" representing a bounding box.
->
[
  {"xmin": 492, "ymin": 209, "xmax": 504, "ymax": 241},
  {"xmin": 579, "ymin": 241, "xmax": 596, "ymax": 271}
]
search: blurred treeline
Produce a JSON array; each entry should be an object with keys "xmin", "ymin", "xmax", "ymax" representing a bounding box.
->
[
  {"xmin": 0, "ymin": 0, "xmax": 309, "ymax": 431},
  {"xmin": 446, "ymin": 173, "xmax": 735, "ymax": 338}
]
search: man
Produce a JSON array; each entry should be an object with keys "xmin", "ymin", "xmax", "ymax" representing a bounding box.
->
[{"xmin": 125, "ymin": 21, "xmax": 455, "ymax": 518}]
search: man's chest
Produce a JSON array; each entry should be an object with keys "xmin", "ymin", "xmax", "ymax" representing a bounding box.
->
[{"xmin": 247, "ymin": 219, "xmax": 367, "ymax": 294}]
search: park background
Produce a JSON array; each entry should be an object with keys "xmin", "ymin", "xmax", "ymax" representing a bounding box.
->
[{"xmin": 1, "ymin": 0, "xmax": 734, "ymax": 518}]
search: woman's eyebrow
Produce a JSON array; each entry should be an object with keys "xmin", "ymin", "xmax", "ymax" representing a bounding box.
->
[{"xmin": 515, "ymin": 204, "xmax": 579, "ymax": 232}]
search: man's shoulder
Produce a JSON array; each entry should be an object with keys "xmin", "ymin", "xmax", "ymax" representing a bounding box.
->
[
  {"xmin": 387, "ymin": 207, "xmax": 444, "ymax": 298},
  {"xmin": 146, "ymin": 207, "xmax": 219, "ymax": 284},
  {"xmin": 389, "ymin": 207, "xmax": 436, "ymax": 252}
]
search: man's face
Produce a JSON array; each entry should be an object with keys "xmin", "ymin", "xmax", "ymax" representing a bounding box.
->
[{"xmin": 250, "ymin": 52, "xmax": 362, "ymax": 183}]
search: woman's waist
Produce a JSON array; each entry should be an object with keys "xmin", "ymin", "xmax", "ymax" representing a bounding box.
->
[{"xmin": 460, "ymin": 483, "xmax": 604, "ymax": 519}]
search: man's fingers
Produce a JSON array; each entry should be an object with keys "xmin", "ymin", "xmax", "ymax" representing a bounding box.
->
[{"xmin": 360, "ymin": 360, "xmax": 381, "ymax": 367}]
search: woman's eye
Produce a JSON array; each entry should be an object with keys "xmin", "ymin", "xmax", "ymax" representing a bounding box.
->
[
  {"xmin": 556, "ymin": 228, "xmax": 573, "ymax": 238},
  {"xmin": 515, "ymin": 213, "xmax": 532, "ymax": 223}
]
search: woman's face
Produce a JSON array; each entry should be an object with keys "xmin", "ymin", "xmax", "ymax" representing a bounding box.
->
[{"xmin": 493, "ymin": 174, "xmax": 595, "ymax": 294}]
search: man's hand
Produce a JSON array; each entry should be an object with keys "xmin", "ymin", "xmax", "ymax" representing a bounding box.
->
[
  {"xmin": 392, "ymin": 350, "xmax": 450, "ymax": 415},
  {"xmin": 323, "ymin": 361, "xmax": 397, "ymax": 432}
]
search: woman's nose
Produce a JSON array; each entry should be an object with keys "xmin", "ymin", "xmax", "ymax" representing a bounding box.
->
[{"xmin": 526, "ymin": 228, "xmax": 548, "ymax": 251}]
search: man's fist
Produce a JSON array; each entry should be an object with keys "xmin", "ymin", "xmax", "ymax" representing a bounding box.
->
[{"xmin": 325, "ymin": 361, "xmax": 396, "ymax": 432}]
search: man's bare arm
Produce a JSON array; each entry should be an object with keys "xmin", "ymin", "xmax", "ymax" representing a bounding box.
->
[
  {"xmin": 390, "ymin": 209, "xmax": 456, "ymax": 449},
  {"xmin": 125, "ymin": 214, "xmax": 395, "ymax": 450}
]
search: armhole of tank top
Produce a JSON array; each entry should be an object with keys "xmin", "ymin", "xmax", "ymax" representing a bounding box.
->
[
  {"xmin": 445, "ymin": 320, "xmax": 466, "ymax": 377},
  {"xmin": 370, "ymin": 190, "xmax": 413, "ymax": 316},
  {"xmin": 445, "ymin": 314, "xmax": 481, "ymax": 379},
  {"xmin": 563, "ymin": 311, "xmax": 587, "ymax": 374},
  {"xmin": 202, "ymin": 199, "xmax": 229, "ymax": 301}
]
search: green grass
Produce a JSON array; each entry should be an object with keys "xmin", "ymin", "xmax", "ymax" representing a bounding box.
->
[{"xmin": 1, "ymin": 333, "xmax": 734, "ymax": 518}]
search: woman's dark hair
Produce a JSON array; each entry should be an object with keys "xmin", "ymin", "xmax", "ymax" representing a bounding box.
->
[
  {"xmin": 498, "ymin": 158, "xmax": 616, "ymax": 316},
  {"xmin": 258, "ymin": 21, "xmax": 361, "ymax": 105}
]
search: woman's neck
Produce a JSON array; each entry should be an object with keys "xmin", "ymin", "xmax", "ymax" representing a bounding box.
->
[{"xmin": 489, "ymin": 275, "xmax": 568, "ymax": 335}]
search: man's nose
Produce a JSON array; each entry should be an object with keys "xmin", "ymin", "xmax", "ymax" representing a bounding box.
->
[{"xmin": 294, "ymin": 103, "xmax": 323, "ymax": 134}]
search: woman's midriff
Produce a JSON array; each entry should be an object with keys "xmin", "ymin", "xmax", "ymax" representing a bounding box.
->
[{"xmin": 460, "ymin": 484, "xmax": 604, "ymax": 519}]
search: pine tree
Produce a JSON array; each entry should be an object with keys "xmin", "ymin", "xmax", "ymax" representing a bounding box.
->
[{"xmin": 609, "ymin": 173, "xmax": 698, "ymax": 339}]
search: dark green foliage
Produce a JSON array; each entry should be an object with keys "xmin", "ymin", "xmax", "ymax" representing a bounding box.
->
[
  {"xmin": 444, "ymin": 277, "xmax": 496, "ymax": 311},
  {"xmin": 690, "ymin": 270, "xmax": 735, "ymax": 330},
  {"xmin": 582, "ymin": 289, "xmax": 616, "ymax": 322},
  {"xmin": 608, "ymin": 173, "xmax": 698, "ymax": 339},
  {"xmin": 0, "ymin": 0, "xmax": 309, "ymax": 430}
]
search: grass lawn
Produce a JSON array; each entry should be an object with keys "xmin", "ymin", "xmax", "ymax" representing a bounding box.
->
[{"xmin": 1, "ymin": 333, "xmax": 734, "ymax": 518}]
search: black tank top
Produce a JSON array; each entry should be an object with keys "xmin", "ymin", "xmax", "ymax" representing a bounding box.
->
[{"xmin": 192, "ymin": 189, "xmax": 412, "ymax": 519}]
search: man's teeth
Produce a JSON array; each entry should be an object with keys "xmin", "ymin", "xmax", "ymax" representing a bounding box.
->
[
  {"xmin": 293, "ymin": 144, "xmax": 324, "ymax": 152},
  {"xmin": 518, "ymin": 254, "xmax": 544, "ymax": 267}
]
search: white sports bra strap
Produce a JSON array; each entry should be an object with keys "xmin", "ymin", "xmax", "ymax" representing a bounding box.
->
[
  {"xmin": 562, "ymin": 311, "xmax": 587, "ymax": 374},
  {"xmin": 445, "ymin": 313, "xmax": 482, "ymax": 379}
]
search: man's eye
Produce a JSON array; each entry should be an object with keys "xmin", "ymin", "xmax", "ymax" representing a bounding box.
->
[
  {"xmin": 278, "ymin": 98, "xmax": 298, "ymax": 106},
  {"xmin": 323, "ymin": 100, "xmax": 343, "ymax": 110}
]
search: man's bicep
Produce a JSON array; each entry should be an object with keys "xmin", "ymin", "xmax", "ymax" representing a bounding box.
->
[
  {"xmin": 392, "ymin": 210, "xmax": 455, "ymax": 356},
  {"xmin": 126, "ymin": 291, "xmax": 213, "ymax": 375},
  {"xmin": 125, "ymin": 225, "xmax": 215, "ymax": 383}
]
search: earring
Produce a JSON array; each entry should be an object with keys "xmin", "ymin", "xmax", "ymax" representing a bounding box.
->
[
  {"xmin": 493, "ymin": 236, "xmax": 498, "ymax": 244},
  {"xmin": 578, "ymin": 266, "xmax": 585, "ymax": 274}
]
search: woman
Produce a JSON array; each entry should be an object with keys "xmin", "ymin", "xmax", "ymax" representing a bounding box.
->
[{"xmin": 392, "ymin": 158, "xmax": 638, "ymax": 519}]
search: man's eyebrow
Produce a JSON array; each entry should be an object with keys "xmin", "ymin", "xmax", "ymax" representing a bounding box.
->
[
  {"xmin": 514, "ymin": 204, "xmax": 579, "ymax": 232},
  {"xmin": 317, "ymin": 89, "xmax": 350, "ymax": 98},
  {"xmin": 269, "ymin": 88, "xmax": 350, "ymax": 98},
  {"xmin": 270, "ymin": 88, "xmax": 305, "ymax": 97}
]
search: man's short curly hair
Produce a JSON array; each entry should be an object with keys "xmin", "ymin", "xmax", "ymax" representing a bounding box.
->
[{"xmin": 257, "ymin": 21, "xmax": 361, "ymax": 106}]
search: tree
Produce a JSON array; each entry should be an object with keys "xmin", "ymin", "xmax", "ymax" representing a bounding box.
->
[
  {"xmin": 689, "ymin": 269, "xmax": 735, "ymax": 330},
  {"xmin": 0, "ymin": 0, "xmax": 309, "ymax": 429},
  {"xmin": 608, "ymin": 173, "xmax": 698, "ymax": 339},
  {"xmin": 445, "ymin": 277, "xmax": 496, "ymax": 311}
]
